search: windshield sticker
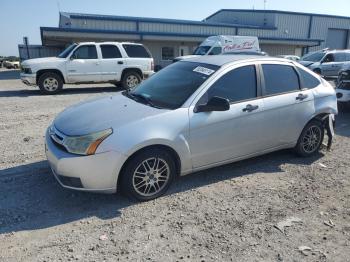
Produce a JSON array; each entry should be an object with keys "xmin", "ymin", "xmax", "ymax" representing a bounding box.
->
[{"xmin": 193, "ymin": 66, "xmax": 215, "ymax": 76}]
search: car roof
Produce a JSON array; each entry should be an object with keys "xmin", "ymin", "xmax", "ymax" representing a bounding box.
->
[
  {"xmin": 182, "ymin": 55, "xmax": 292, "ymax": 67},
  {"xmin": 78, "ymin": 42, "xmax": 143, "ymax": 45}
]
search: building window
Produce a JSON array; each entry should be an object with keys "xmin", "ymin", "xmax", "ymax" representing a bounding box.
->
[{"xmin": 162, "ymin": 47, "xmax": 175, "ymax": 61}]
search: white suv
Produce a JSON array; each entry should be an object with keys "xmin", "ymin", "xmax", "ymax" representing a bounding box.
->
[{"xmin": 20, "ymin": 42, "xmax": 154, "ymax": 94}]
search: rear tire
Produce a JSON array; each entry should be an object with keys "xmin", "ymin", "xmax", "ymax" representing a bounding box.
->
[
  {"xmin": 120, "ymin": 148, "xmax": 176, "ymax": 201},
  {"xmin": 38, "ymin": 72, "xmax": 63, "ymax": 95},
  {"xmin": 121, "ymin": 71, "xmax": 141, "ymax": 90},
  {"xmin": 295, "ymin": 119, "xmax": 324, "ymax": 157}
]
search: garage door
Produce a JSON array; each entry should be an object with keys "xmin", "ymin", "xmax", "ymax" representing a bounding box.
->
[{"xmin": 326, "ymin": 29, "xmax": 348, "ymax": 49}]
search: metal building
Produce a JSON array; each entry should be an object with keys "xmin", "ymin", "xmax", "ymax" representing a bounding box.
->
[{"xmin": 19, "ymin": 9, "xmax": 350, "ymax": 68}]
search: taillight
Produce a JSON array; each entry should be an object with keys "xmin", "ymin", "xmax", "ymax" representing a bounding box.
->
[{"xmin": 151, "ymin": 60, "xmax": 154, "ymax": 71}]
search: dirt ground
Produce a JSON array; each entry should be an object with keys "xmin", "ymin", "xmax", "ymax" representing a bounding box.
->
[{"xmin": 0, "ymin": 70, "xmax": 349, "ymax": 262}]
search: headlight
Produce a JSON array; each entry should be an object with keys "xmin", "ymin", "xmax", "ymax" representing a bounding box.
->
[
  {"xmin": 22, "ymin": 67, "xmax": 32, "ymax": 74},
  {"xmin": 64, "ymin": 128, "xmax": 113, "ymax": 155}
]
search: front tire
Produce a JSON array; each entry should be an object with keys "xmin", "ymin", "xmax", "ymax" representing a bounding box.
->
[
  {"xmin": 120, "ymin": 148, "xmax": 176, "ymax": 201},
  {"xmin": 121, "ymin": 71, "xmax": 141, "ymax": 90},
  {"xmin": 295, "ymin": 119, "xmax": 324, "ymax": 157},
  {"xmin": 38, "ymin": 72, "xmax": 63, "ymax": 95}
]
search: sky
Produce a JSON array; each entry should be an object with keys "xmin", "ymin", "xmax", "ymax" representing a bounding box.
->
[{"xmin": 1, "ymin": 0, "xmax": 350, "ymax": 56}]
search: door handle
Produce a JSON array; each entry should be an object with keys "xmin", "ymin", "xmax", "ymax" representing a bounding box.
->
[
  {"xmin": 296, "ymin": 93, "xmax": 308, "ymax": 101},
  {"xmin": 242, "ymin": 104, "xmax": 259, "ymax": 112},
  {"xmin": 118, "ymin": 61, "xmax": 124, "ymax": 65}
]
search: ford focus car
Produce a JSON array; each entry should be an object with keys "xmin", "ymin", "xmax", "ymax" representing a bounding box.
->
[{"xmin": 45, "ymin": 55, "xmax": 337, "ymax": 201}]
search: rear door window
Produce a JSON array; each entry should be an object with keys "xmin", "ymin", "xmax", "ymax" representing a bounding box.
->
[
  {"xmin": 262, "ymin": 64, "xmax": 300, "ymax": 95},
  {"xmin": 206, "ymin": 65, "xmax": 257, "ymax": 103},
  {"xmin": 122, "ymin": 44, "xmax": 151, "ymax": 58},
  {"xmin": 334, "ymin": 53, "xmax": 347, "ymax": 62},
  {"xmin": 72, "ymin": 45, "xmax": 97, "ymax": 59},
  {"xmin": 101, "ymin": 45, "xmax": 122, "ymax": 59},
  {"xmin": 297, "ymin": 67, "xmax": 320, "ymax": 89}
]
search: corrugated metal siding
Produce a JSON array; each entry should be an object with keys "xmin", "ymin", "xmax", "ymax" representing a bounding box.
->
[
  {"xmin": 309, "ymin": 16, "xmax": 350, "ymax": 51},
  {"xmin": 139, "ymin": 22, "xmax": 235, "ymax": 35},
  {"xmin": 238, "ymin": 14, "xmax": 309, "ymax": 39},
  {"xmin": 205, "ymin": 10, "xmax": 276, "ymax": 27},
  {"xmin": 71, "ymin": 18, "xmax": 137, "ymax": 31},
  {"xmin": 18, "ymin": 45, "xmax": 63, "ymax": 61},
  {"xmin": 59, "ymin": 13, "xmax": 72, "ymax": 28}
]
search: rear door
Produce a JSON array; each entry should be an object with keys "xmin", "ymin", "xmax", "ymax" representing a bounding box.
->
[
  {"xmin": 122, "ymin": 44, "xmax": 152, "ymax": 73},
  {"xmin": 321, "ymin": 53, "xmax": 336, "ymax": 77},
  {"xmin": 98, "ymin": 44, "xmax": 125, "ymax": 82},
  {"xmin": 260, "ymin": 63, "xmax": 315, "ymax": 147},
  {"xmin": 66, "ymin": 45, "xmax": 101, "ymax": 83}
]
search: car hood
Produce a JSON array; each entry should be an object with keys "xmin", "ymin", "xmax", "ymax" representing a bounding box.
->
[
  {"xmin": 54, "ymin": 93, "xmax": 166, "ymax": 136},
  {"xmin": 21, "ymin": 57, "xmax": 65, "ymax": 66},
  {"xmin": 299, "ymin": 60, "xmax": 315, "ymax": 67}
]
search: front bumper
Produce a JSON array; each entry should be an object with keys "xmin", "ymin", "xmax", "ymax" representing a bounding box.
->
[
  {"xmin": 336, "ymin": 88, "xmax": 350, "ymax": 102},
  {"xmin": 45, "ymin": 129, "xmax": 127, "ymax": 193},
  {"xmin": 20, "ymin": 73, "xmax": 36, "ymax": 86},
  {"xmin": 143, "ymin": 70, "xmax": 155, "ymax": 79}
]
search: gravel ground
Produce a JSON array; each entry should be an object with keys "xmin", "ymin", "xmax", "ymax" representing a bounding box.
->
[{"xmin": 0, "ymin": 71, "xmax": 349, "ymax": 262}]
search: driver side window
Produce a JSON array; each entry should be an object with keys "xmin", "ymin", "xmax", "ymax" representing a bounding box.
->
[
  {"xmin": 203, "ymin": 65, "xmax": 257, "ymax": 104},
  {"xmin": 323, "ymin": 54, "xmax": 334, "ymax": 63},
  {"xmin": 71, "ymin": 45, "xmax": 98, "ymax": 59},
  {"xmin": 209, "ymin": 47, "xmax": 222, "ymax": 55}
]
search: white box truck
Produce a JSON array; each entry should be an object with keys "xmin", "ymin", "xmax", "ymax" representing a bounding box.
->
[{"xmin": 174, "ymin": 35, "xmax": 261, "ymax": 62}]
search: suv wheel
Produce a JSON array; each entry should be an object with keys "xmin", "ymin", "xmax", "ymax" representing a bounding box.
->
[
  {"xmin": 38, "ymin": 72, "xmax": 63, "ymax": 95},
  {"xmin": 295, "ymin": 119, "xmax": 324, "ymax": 157},
  {"xmin": 120, "ymin": 148, "xmax": 176, "ymax": 201},
  {"xmin": 122, "ymin": 71, "xmax": 141, "ymax": 90}
]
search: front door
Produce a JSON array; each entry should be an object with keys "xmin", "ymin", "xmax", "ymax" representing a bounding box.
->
[
  {"xmin": 188, "ymin": 64, "xmax": 265, "ymax": 168},
  {"xmin": 66, "ymin": 45, "xmax": 102, "ymax": 83},
  {"xmin": 179, "ymin": 46, "xmax": 190, "ymax": 57}
]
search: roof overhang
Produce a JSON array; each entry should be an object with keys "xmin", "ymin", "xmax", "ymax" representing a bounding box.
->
[{"xmin": 41, "ymin": 27, "xmax": 323, "ymax": 47}]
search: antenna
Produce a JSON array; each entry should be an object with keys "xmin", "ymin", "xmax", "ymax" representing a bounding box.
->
[{"xmin": 57, "ymin": 1, "xmax": 61, "ymax": 12}]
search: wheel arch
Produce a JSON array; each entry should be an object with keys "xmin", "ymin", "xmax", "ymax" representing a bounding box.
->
[
  {"xmin": 121, "ymin": 68, "xmax": 143, "ymax": 79},
  {"xmin": 36, "ymin": 69, "xmax": 66, "ymax": 84},
  {"xmin": 117, "ymin": 144, "xmax": 182, "ymax": 189}
]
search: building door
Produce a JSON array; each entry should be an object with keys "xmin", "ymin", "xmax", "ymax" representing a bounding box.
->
[
  {"xmin": 179, "ymin": 46, "xmax": 190, "ymax": 57},
  {"xmin": 326, "ymin": 29, "xmax": 348, "ymax": 49}
]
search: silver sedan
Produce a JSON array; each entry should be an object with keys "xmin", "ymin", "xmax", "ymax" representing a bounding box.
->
[{"xmin": 46, "ymin": 55, "xmax": 337, "ymax": 201}]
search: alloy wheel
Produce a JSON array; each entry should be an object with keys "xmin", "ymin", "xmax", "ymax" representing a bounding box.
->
[
  {"xmin": 132, "ymin": 157, "xmax": 170, "ymax": 197},
  {"xmin": 126, "ymin": 75, "xmax": 139, "ymax": 89},
  {"xmin": 301, "ymin": 125, "xmax": 322, "ymax": 153},
  {"xmin": 43, "ymin": 77, "xmax": 59, "ymax": 92}
]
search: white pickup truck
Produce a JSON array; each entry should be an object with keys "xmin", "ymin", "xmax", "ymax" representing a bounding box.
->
[{"xmin": 21, "ymin": 42, "xmax": 154, "ymax": 94}]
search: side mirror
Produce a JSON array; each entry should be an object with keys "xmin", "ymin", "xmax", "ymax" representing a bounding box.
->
[
  {"xmin": 195, "ymin": 96, "xmax": 230, "ymax": 113},
  {"xmin": 70, "ymin": 54, "xmax": 76, "ymax": 60}
]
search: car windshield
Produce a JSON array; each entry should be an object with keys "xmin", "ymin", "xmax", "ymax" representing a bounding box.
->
[
  {"xmin": 57, "ymin": 44, "xmax": 78, "ymax": 58},
  {"xmin": 193, "ymin": 46, "xmax": 211, "ymax": 55},
  {"xmin": 126, "ymin": 61, "xmax": 220, "ymax": 109},
  {"xmin": 301, "ymin": 52, "xmax": 325, "ymax": 62}
]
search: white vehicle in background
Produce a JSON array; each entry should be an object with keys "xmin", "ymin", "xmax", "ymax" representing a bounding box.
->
[
  {"xmin": 173, "ymin": 35, "xmax": 261, "ymax": 62},
  {"xmin": 20, "ymin": 42, "xmax": 154, "ymax": 94},
  {"xmin": 4, "ymin": 60, "xmax": 20, "ymax": 69}
]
